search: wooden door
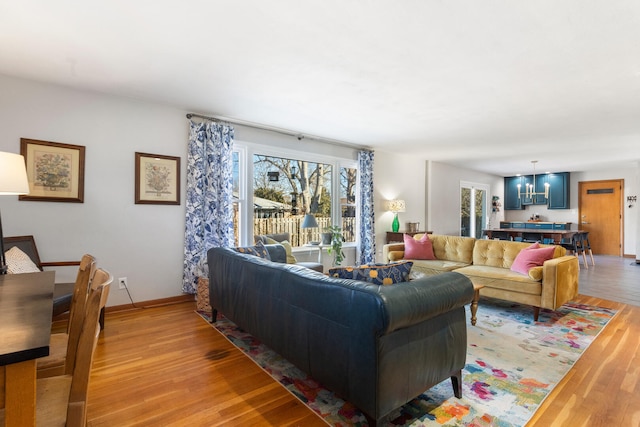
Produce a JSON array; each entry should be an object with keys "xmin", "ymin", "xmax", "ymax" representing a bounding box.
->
[{"xmin": 578, "ymin": 180, "xmax": 623, "ymax": 255}]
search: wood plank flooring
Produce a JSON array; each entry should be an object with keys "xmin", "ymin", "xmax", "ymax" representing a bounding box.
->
[{"xmin": 85, "ymin": 255, "xmax": 640, "ymax": 426}]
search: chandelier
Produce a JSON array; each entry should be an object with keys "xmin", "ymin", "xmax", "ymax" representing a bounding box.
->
[{"xmin": 517, "ymin": 161, "xmax": 550, "ymax": 199}]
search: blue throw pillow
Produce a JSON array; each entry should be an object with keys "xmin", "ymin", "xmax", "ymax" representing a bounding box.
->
[
  {"xmin": 328, "ymin": 261, "xmax": 413, "ymax": 286},
  {"xmin": 234, "ymin": 240, "xmax": 271, "ymax": 261}
]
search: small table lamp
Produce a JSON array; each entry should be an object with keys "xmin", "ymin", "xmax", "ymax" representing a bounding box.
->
[
  {"xmin": 0, "ymin": 151, "xmax": 30, "ymax": 274},
  {"xmin": 384, "ymin": 199, "xmax": 406, "ymax": 233},
  {"xmin": 301, "ymin": 213, "xmax": 319, "ymax": 245}
]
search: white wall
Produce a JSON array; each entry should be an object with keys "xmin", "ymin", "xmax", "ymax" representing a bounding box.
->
[
  {"xmin": 0, "ymin": 74, "xmax": 189, "ymax": 306},
  {"xmin": 505, "ymin": 167, "xmax": 639, "ymax": 255},
  {"xmin": 373, "ymin": 150, "xmax": 426, "ymax": 261},
  {"xmin": 426, "ymin": 161, "xmax": 504, "ymax": 235}
]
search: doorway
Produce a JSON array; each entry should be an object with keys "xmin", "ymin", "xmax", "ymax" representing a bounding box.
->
[
  {"xmin": 460, "ymin": 181, "xmax": 488, "ymax": 239},
  {"xmin": 578, "ymin": 179, "xmax": 623, "ymax": 256}
]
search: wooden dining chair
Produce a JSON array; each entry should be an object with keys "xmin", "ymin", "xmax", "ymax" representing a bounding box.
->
[
  {"xmin": 37, "ymin": 254, "xmax": 96, "ymax": 379},
  {"xmin": 2, "ymin": 235, "xmax": 82, "ymax": 318},
  {"xmin": 10, "ymin": 269, "xmax": 111, "ymax": 427}
]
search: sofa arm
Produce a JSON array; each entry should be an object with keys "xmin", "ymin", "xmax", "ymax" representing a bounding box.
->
[
  {"xmin": 382, "ymin": 243, "xmax": 405, "ymax": 262},
  {"xmin": 541, "ymin": 255, "xmax": 579, "ymax": 310},
  {"xmin": 378, "ymin": 272, "xmax": 474, "ymax": 333}
]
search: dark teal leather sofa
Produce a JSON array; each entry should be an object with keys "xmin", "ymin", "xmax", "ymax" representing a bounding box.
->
[{"xmin": 208, "ymin": 246, "xmax": 474, "ymax": 425}]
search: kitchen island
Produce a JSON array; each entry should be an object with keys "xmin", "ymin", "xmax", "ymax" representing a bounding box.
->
[{"xmin": 484, "ymin": 222, "xmax": 579, "ymax": 244}]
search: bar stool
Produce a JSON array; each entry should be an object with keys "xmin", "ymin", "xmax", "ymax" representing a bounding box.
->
[
  {"xmin": 560, "ymin": 233, "xmax": 584, "ymax": 269},
  {"xmin": 580, "ymin": 232, "xmax": 595, "ymax": 266},
  {"xmin": 574, "ymin": 232, "xmax": 589, "ymax": 268}
]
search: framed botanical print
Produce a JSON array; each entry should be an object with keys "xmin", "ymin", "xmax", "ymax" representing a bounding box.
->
[
  {"xmin": 135, "ymin": 152, "xmax": 181, "ymax": 205},
  {"xmin": 19, "ymin": 138, "xmax": 85, "ymax": 203}
]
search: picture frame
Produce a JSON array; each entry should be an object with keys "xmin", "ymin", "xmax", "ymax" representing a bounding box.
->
[
  {"xmin": 19, "ymin": 138, "xmax": 85, "ymax": 203},
  {"xmin": 135, "ymin": 152, "xmax": 181, "ymax": 205}
]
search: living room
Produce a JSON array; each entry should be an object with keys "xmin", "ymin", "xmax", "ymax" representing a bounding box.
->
[
  {"xmin": 1, "ymin": 2, "xmax": 639, "ymax": 426},
  {"xmin": 1, "ymin": 73, "xmax": 638, "ymax": 307}
]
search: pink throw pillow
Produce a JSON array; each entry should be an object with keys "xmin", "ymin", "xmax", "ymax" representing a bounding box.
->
[
  {"xmin": 403, "ymin": 233, "xmax": 436, "ymax": 260},
  {"xmin": 510, "ymin": 244, "xmax": 556, "ymax": 275}
]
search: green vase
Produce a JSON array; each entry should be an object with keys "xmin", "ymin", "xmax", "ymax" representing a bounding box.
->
[{"xmin": 392, "ymin": 213, "xmax": 400, "ymax": 232}]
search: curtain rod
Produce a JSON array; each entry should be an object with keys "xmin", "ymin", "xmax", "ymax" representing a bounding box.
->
[{"xmin": 186, "ymin": 113, "xmax": 371, "ymax": 152}]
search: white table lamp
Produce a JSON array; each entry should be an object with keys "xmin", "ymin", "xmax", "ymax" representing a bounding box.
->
[{"xmin": 0, "ymin": 151, "xmax": 30, "ymax": 274}]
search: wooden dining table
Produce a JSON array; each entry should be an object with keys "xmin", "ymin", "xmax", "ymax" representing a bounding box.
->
[{"xmin": 0, "ymin": 271, "xmax": 55, "ymax": 427}]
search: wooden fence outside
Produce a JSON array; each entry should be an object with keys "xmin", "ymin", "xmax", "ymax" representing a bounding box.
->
[{"xmin": 254, "ymin": 216, "xmax": 356, "ymax": 246}]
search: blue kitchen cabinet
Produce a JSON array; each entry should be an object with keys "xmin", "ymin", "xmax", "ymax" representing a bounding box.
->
[
  {"xmin": 546, "ymin": 172, "xmax": 570, "ymax": 209},
  {"xmin": 504, "ymin": 176, "xmax": 524, "ymax": 210}
]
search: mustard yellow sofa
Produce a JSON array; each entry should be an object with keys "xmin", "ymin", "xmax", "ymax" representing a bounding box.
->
[{"xmin": 382, "ymin": 234, "xmax": 579, "ymax": 320}]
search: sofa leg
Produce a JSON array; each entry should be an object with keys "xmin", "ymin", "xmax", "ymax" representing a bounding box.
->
[
  {"xmin": 533, "ymin": 306, "xmax": 540, "ymax": 322},
  {"xmin": 210, "ymin": 309, "xmax": 218, "ymax": 323},
  {"xmin": 363, "ymin": 413, "xmax": 377, "ymax": 426},
  {"xmin": 364, "ymin": 412, "xmax": 389, "ymax": 427},
  {"xmin": 451, "ymin": 369, "xmax": 463, "ymax": 398}
]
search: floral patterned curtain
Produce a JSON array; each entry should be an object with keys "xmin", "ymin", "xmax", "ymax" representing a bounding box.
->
[
  {"xmin": 358, "ymin": 150, "xmax": 376, "ymax": 265},
  {"xmin": 183, "ymin": 120, "xmax": 234, "ymax": 293}
]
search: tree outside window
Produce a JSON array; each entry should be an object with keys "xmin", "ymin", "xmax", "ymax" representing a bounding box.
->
[
  {"xmin": 231, "ymin": 148, "xmax": 358, "ymax": 247},
  {"xmin": 252, "ymin": 154, "xmax": 332, "ymax": 245}
]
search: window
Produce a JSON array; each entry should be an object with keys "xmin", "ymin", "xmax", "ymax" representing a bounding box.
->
[
  {"xmin": 232, "ymin": 144, "xmax": 358, "ymax": 247},
  {"xmin": 253, "ymin": 154, "xmax": 333, "ymax": 246},
  {"xmin": 340, "ymin": 166, "xmax": 357, "ymax": 243}
]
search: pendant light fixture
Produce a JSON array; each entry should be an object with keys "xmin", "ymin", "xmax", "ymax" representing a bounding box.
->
[{"xmin": 517, "ymin": 161, "xmax": 550, "ymax": 200}]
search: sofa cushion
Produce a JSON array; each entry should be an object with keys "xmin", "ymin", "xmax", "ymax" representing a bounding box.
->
[
  {"xmin": 255, "ymin": 233, "xmax": 291, "ymax": 244},
  {"xmin": 264, "ymin": 236, "xmax": 297, "ymax": 263},
  {"xmin": 430, "ymin": 235, "xmax": 476, "ymax": 264},
  {"xmin": 455, "ymin": 265, "xmax": 542, "ymax": 295},
  {"xmin": 328, "ymin": 261, "xmax": 413, "ymax": 286},
  {"xmin": 410, "ymin": 259, "xmax": 471, "ymax": 276},
  {"xmin": 404, "ymin": 233, "xmax": 435, "ymax": 260},
  {"xmin": 234, "ymin": 241, "xmax": 271, "ymax": 260},
  {"xmin": 510, "ymin": 244, "xmax": 556, "ymax": 275}
]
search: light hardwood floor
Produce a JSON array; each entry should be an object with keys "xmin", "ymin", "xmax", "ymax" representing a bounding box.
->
[{"xmin": 84, "ymin": 255, "xmax": 640, "ymax": 426}]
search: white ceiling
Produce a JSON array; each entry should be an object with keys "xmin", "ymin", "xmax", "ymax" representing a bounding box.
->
[{"xmin": 1, "ymin": 1, "xmax": 639, "ymax": 176}]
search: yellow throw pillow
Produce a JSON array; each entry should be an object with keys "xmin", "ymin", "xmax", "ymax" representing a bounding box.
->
[
  {"xmin": 280, "ymin": 240, "xmax": 297, "ymax": 264},
  {"xmin": 388, "ymin": 250, "xmax": 405, "ymax": 261},
  {"xmin": 528, "ymin": 266, "xmax": 544, "ymax": 281}
]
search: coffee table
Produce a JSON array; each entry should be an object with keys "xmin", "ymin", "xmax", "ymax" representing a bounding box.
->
[{"xmin": 470, "ymin": 282, "xmax": 485, "ymax": 326}]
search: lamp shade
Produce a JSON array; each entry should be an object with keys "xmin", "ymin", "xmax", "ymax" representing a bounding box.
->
[
  {"xmin": 300, "ymin": 213, "xmax": 319, "ymax": 229},
  {"xmin": 384, "ymin": 199, "xmax": 406, "ymax": 213},
  {"xmin": 0, "ymin": 152, "xmax": 29, "ymax": 195}
]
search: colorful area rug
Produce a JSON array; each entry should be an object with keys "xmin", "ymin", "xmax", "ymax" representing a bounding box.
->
[{"xmin": 198, "ymin": 298, "xmax": 616, "ymax": 426}]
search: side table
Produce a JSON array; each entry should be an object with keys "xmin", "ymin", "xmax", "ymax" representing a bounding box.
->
[
  {"xmin": 470, "ymin": 283, "xmax": 485, "ymax": 326},
  {"xmin": 386, "ymin": 231, "xmax": 432, "ymax": 244}
]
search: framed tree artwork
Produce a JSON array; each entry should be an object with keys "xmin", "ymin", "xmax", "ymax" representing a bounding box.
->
[
  {"xmin": 135, "ymin": 152, "xmax": 181, "ymax": 205},
  {"xmin": 19, "ymin": 138, "xmax": 85, "ymax": 203}
]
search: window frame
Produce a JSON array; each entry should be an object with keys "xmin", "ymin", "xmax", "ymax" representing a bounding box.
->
[{"xmin": 233, "ymin": 141, "xmax": 359, "ymax": 247}]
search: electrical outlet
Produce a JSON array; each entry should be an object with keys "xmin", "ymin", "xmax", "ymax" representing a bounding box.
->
[{"xmin": 118, "ymin": 277, "xmax": 127, "ymax": 290}]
